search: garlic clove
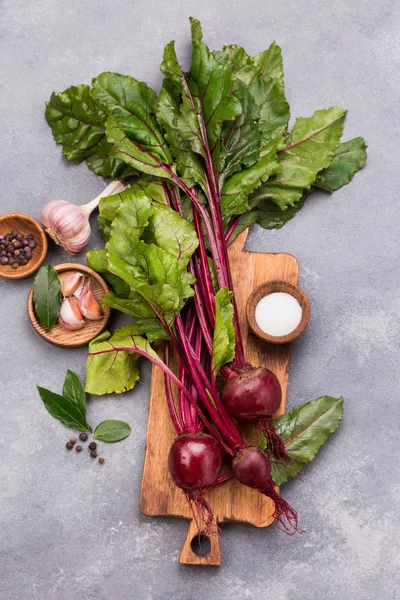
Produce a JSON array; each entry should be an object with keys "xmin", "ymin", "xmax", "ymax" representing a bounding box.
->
[
  {"xmin": 58, "ymin": 297, "xmax": 85, "ymax": 330},
  {"xmin": 60, "ymin": 272, "xmax": 84, "ymax": 297},
  {"xmin": 79, "ymin": 279, "xmax": 103, "ymax": 320},
  {"xmin": 73, "ymin": 275, "xmax": 85, "ymax": 298}
]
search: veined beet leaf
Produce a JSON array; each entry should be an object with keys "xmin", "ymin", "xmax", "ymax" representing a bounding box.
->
[
  {"xmin": 250, "ymin": 106, "xmax": 347, "ymax": 211},
  {"xmin": 269, "ymin": 395, "xmax": 344, "ymax": 486},
  {"xmin": 45, "ymin": 84, "xmax": 136, "ymax": 179},
  {"xmin": 314, "ymin": 137, "xmax": 367, "ymax": 192},
  {"xmin": 212, "ymin": 288, "xmax": 235, "ymax": 375}
]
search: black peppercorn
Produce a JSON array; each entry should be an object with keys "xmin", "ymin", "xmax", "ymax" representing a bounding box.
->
[
  {"xmin": 75, "ymin": 445, "xmax": 82, "ymax": 453},
  {"xmin": 12, "ymin": 262, "xmax": 19, "ymax": 269},
  {"xmin": 79, "ymin": 433, "xmax": 88, "ymax": 441},
  {"xmin": 66, "ymin": 441, "xmax": 73, "ymax": 450},
  {"xmin": 90, "ymin": 450, "xmax": 98, "ymax": 458},
  {"xmin": 88, "ymin": 442, "xmax": 97, "ymax": 451},
  {"xmin": 1, "ymin": 257, "xmax": 8, "ymax": 265}
]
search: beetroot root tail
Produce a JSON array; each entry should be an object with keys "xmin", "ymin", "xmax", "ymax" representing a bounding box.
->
[
  {"xmin": 259, "ymin": 417, "xmax": 292, "ymax": 463},
  {"xmin": 186, "ymin": 492, "xmax": 214, "ymax": 535},
  {"xmin": 262, "ymin": 482, "xmax": 304, "ymax": 535}
]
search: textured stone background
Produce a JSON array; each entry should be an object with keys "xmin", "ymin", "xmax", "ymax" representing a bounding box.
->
[{"xmin": 1, "ymin": 0, "xmax": 399, "ymax": 598}]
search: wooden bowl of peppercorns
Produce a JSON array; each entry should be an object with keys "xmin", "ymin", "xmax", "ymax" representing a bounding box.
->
[{"xmin": 0, "ymin": 213, "xmax": 48, "ymax": 279}]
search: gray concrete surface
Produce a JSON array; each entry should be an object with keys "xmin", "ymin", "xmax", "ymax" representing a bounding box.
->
[{"xmin": 1, "ymin": 0, "xmax": 399, "ymax": 598}]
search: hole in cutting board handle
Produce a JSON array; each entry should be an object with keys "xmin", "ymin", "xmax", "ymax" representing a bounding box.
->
[{"xmin": 190, "ymin": 534, "xmax": 211, "ymax": 556}]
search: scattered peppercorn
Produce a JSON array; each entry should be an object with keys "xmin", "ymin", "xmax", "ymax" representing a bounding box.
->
[
  {"xmin": 98, "ymin": 458, "xmax": 105, "ymax": 464},
  {"xmin": 79, "ymin": 432, "xmax": 88, "ymax": 441},
  {"xmin": 90, "ymin": 450, "xmax": 97, "ymax": 458},
  {"xmin": 76, "ymin": 445, "xmax": 82, "ymax": 453},
  {"xmin": 66, "ymin": 441, "xmax": 73, "ymax": 450},
  {"xmin": 88, "ymin": 442, "xmax": 97, "ymax": 451},
  {"xmin": 0, "ymin": 230, "xmax": 37, "ymax": 269},
  {"xmin": 69, "ymin": 437, "xmax": 77, "ymax": 445}
]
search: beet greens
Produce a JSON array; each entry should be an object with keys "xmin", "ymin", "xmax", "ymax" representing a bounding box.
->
[{"xmin": 46, "ymin": 18, "xmax": 365, "ymax": 533}]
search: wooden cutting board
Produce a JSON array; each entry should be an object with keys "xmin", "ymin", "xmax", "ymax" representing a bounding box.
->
[{"xmin": 140, "ymin": 229, "xmax": 299, "ymax": 565}]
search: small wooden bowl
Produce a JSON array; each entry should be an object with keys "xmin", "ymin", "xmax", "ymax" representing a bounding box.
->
[
  {"xmin": 27, "ymin": 263, "xmax": 111, "ymax": 348},
  {"xmin": 0, "ymin": 213, "xmax": 48, "ymax": 279},
  {"xmin": 246, "ymin": 280, "xmax": 310, "ymax": 344}
]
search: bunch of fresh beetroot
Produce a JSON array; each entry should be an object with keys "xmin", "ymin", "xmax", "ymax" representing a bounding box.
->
[{"xmin": 45, "ymin": 19, "xmax": 365, "ymax": 535}]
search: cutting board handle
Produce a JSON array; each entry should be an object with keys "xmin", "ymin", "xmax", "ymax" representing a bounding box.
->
[{"xmin": 179, "ymin": 518, "xmax": 221, "ymax": 566}]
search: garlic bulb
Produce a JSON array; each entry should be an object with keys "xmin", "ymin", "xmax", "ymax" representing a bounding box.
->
[
  {"xmin": 79, "ymin": 279, "xmax": 103, "ymax": 320},
  {"xmin": 60, "ymin": 272, "xmax": 84, "ymax": 297},
  {"xmin": 58, "ymin": 297, "xmax": 85, "ymax": 330},
  {"xmin": 41, "ymin": 180, "xmax": 129, "ymax": 254}
]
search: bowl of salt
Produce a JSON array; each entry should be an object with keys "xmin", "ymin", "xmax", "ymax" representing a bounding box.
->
[{"xmin": 246, "ymin": 280, "xmax": 310, "ymax": 344}]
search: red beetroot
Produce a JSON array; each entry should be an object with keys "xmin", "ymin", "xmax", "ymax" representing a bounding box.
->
[
  {"xmin": 168, "ymin": 433, "xmax": 223, "ymax": 530},
  {"xmin": 232, "ymin": 447, "xmax": 299, "ymax": 534},
  {"xmin": 222, "ymin": 366, "xmax": 291, "ymax": 462},
  {"xmin": 169, "ymin": 433, "xmax": 223, "ymax": 491}
]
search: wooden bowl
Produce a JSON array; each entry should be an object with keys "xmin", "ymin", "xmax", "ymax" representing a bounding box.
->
[
  {"xmin": 27, "ymin": 263, "xmax": 111, "ymax": 347},
  {"xmin": 0, "ymin": 213, "xmax": 48, "ymax": 279},
  {"xmin": 246, "ymin": 280, "xmax": 310, "ymax": 344}
]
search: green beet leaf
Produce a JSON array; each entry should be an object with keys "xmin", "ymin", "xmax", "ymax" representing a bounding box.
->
[
  {"xmin": 87, "ymin": 249, "xmax": 130, "ymax": 298},
  {"xmin": 269, "ymin": 395, "xmax": 344, "ymax": 486},
  {"xmin": 33, "ymin": 264, "xmax": 62, "ymax": 329},
  {"xmin": 105, "ymin": 117, "xmax": 176, "ymax": 181},
  {"xmin": 86, "ymin": 327, "xmax": 167, "ymax": 395},
  {"xmin": 212, "ymin": 288, "xmax": 235, "ymax": 375},
  {"xmin": 105, "ymin": 186, "xmax": 197, "ymax": 329},
  {"xmin": 221, "ymin": 148, "xmax": 281, "ymax": 221},
  {"xmin": 161, "ymin": 32, "xmax": 242, "ymax": 168},
  {"xmin": 213, "ymin": 40, "xmax": 289, "ymax": 214},
  {"xmin": 253, "ymin": 41, "xmax": 285, "ymax": 91},
  {"xmin": 62, "ymin": 370, "xmax": 86, "ymax": 417},
  {"xmin": 314, "ymin": 137, "xmax": 367, "ymax": 192},
  {"xmin": 216, "ymin": 77, "xmax": 261, "ymax": 187},
  {"xmin": 92, "ymin": 72, "xmax": 172, "ymax": 164},
  {"xmin": 45, "ymin": 84, "xmax": 135, "ymax": 179},
  {"xmin": 85, "ymin": 329, "xmax": 140, "ymax": 395},
  {"xmin": 251, "ymin": 106, "xmax": 347, "ymax": 211},
  {"xmin": 144, "ymin": 204, "xmax": 198, "ymax": 269},
  {"xmin": 157, "ymin": 78, "xmax": 208, "ymax": 192},
  {"xmin": 226, "ymin": 195, "xmax": 307, "ymax": 244},
  {"xmin": 189, "ymin": 38, "xmax": 242, "ymax": 154},
  {"xmin": 37, "ymin": 386, "xmax": 91, "ymax": 432},
  {"xmin": 93, "ymin": 420, "xmax": 131, "ymax": 443},
  {"xmin": 189, "ymin": 16, "xmax": 203, "ymax": 42},
  {"xmin": 101, "ymin": 291, "xmax": 171, "ymax": 341}
]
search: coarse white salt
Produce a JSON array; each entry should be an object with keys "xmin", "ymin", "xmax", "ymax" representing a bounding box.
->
[{"xmin": 255, "ymin": 292, "xmax": 302, "ymax": 337}]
